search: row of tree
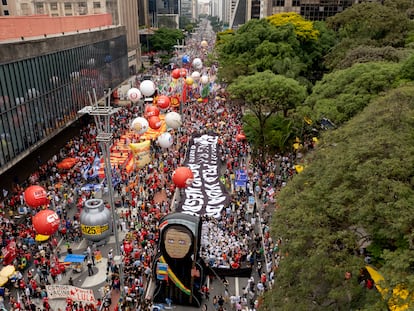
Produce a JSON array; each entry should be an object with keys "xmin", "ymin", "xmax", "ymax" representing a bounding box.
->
[{"xmin": 213, "ymin": 2, "xmax": 414, "ymax": 310}]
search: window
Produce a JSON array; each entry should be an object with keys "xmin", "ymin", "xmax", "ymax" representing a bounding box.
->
[
  {"xmin": 78, "ymin": 2, "xmax": 87, "ymax": 15},
  {"xmin": 50, "ymin": 2, "xmax": 58, "ymax": 10},
  {"xmin": 93, "ymin": 2, "xmax": 101, "ymax": 9},
  {"xmin": 64, "ymin": 2, "xmax": 72, "ymax": 10},
  {"xmin": 2, "ymin": 0, "xmax": 7, "ymax": 6},
  {"xmin": 20, "ymin": 3, "xmax": 29, "ymax": 15},
  {"xmin": 3, "ymin": 10, "xmax": 9, "ymax": 15},
  {"xmin": 292, "ymin": 0, "xmax": 300, "ymax": 6},
  {"xmin": 273, "ymin": 0, "xmax": 285, "ymax": 6},
  {"xmin": 35, "ymin": 2, "xmax": 44, "ymax": 14}
]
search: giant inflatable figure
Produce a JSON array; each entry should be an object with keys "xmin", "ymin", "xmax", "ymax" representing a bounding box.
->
[{"xmin": 152, "ymin": 213, "xmax": 206, "ymax": 307}]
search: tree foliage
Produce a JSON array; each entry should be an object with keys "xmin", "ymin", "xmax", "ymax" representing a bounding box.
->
[
  {"xmin": 325, "ymin": 2, "xmax": 411, "ymax": 69},
  {"xmin": 400, "ymin": 52, "xmax": 414, "ymax": 81},
  {"xmin": 332, "ymin": 45, "xmax": 406, "ymax": 70},
  {"xmin": 266, "ymin": 12, "xmax": 320, "ymax": 41},
  {"xmin": 301, "ymin": 62, "xmax": 401, "ymax": 125},
  {"xmin": 227, "ymin": 71, "xmax": 306, "ymax": 153},
  {"xmin": 263, "ymin": 83, "xmax": 414, "ymax": 310},
  {"xmin": 242, "ymin": 113, "xmax": 296, "ymax": 155},
  {"xmin": 216, "ymin": 18, "xmax": 335, "ymax": 84},
  {"xmin": 149, "ymin": 28, "xmax": 185, "ymax": 53},
  {"xmin": 207, "ymin": 15, "xmax": 223, "ymax": 33},
  {"xmin": 327, "ymin": 2, "xmax": 410, "ymax": 46}
]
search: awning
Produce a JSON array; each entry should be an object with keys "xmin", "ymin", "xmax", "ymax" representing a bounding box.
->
[{"xmin": 63, "ymin": 254, "xmax": 86, "ymax": 263}]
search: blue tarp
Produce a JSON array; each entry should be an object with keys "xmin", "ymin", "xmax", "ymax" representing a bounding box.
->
[{"xmin": 63, "ymin": 254, "xmax": 86, "ymax": 263}]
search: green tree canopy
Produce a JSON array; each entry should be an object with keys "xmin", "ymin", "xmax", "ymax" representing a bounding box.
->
[
  {"xmin": 262, "ymin": 83, "xmax": 414, "ymax": 310},
  {"xmin": 300, "ymin": 62, "xmax": 401, "ymax": 125},
  {"xmin": 216, "ymin": 18, "xmax": 335, "ymax": 84},
  {"xmin": 207, "ymin": 15, "xmax": 223, "ymax": 33},
  {"xmin": 325, "ymin": 2, "xmax": 411, "ymax": 69},
  {"xmin": 149, "ymin": 27, "xmax": 185, "ymax": 53},
  {"xmin": 228, "ymin": 71, "xmax": 306, "ymax": 153},
  {"xmin": 399, "ymin": 52, "xmax": 414, "ymax": 81},
  {"xmin": 242, "ymin": 113, "xmax": 296, "ymax": 154}
]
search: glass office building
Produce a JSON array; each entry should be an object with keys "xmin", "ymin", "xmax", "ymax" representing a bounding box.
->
[{"xmin": 0, "ymin": 31, "xmax": 128, "ymax": 170}]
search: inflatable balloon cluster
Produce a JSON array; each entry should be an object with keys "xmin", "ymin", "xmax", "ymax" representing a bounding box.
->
[
  {"xmin": 126, "ymin": 79, "xmax": 157, "ymax": 103},
  {"xmin": 128, "ymin": 76, "xmax": 183, "ymax": 151}
]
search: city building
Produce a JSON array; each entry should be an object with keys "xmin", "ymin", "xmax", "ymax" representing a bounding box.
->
[
  {"xmin": 0, "ymin": 15, "xmax": 129, "ymax": 175},
  {"xmin": 206, "ymin": 0, "xmax": 359, "ymax": 30},
  {"xmin": 139, "ymin": 0, "xmax": 198, "ymax": 29},
  {"xmin": 0, "ymin": 0, "xmax": 107, "ymax": 16},
  {"xmin": 117, "ymin": 0, "xmax": 140, "ymax": 75},
  {"xmin": 180, "ymin": 0, "xmax": 199, "ymax": 22},
  {"xmin": 0, "ymin": 0, "xmax": 140, "ymax": 77},
  {"xmin": 269, "ymin": 0, "xmax": 355, "ymax": 20}
]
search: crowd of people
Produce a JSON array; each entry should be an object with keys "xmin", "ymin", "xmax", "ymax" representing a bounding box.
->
[{"xmin": 0, "ymin": 28, "xmax": 309, "ymax": 311}]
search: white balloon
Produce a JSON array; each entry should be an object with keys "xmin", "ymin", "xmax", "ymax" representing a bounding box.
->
[
  {"xmin": 200, "ymin": 75, "xmax": 209, "ymax": 85},
  {"xmin": 157, "ymin": 132, "xmax": 173, "ymax": 148},
  {"xmin": 191, "ymin": 71, "xmax": 201, "ymax": 81},
  {"xmin": 140, "ymin": 80, "xmax": 156, "ymax": 97},
  {"xmin": 192, "ymin": 58, "xmax": 203, "ymax": 69},
  {"xmin": 127, "ymin": 88, "xmax": 142, "ymax": 103},
  {"xmin": 131, "ymin": 117, "xmax": 149, "ymax": 135},
  {"xmin": 165, "ymin": 112, "xmax": 182, "ymax": 129}
]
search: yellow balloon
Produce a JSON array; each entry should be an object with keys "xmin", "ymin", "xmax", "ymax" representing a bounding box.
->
[
  {"xmin": 186, "ymin": 77, "xmax": 194, "ymax": 85},
  {"xmin": 197, "ymin": 98, "xmax": 203, "ymax": 103}
]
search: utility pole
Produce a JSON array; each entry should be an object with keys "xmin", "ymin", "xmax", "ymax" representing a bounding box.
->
[{"xmin": 78, "ymin": 89, "xmax": 124, "ymax": 304}]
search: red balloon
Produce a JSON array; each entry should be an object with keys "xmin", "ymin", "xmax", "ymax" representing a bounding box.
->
[
  {"xmin": 148, "ymin": 115, "xmax": 162, "ymax": 130},
  {"xmin": 32, "ymin": 209, "xmax": 60, "ymax": 235},
  {"xmin": 172, "ymin": 167, "xmax": 194, "ymax": 188},
  {"xmin": 236, "ymin": 133, "xmax": 246, "ymax": 142},
  {"xmin": 171, "ymin": 68, "xmax": 181, "ymax": 79},
  {"xmin": 24, "ymin": 185, "xmax": 49, "ymax": 208},
  {"xmin": 145, "ymin": 105, "xmax": 160, "ymax": 118},
  {"xmin": 179, "ymin": 68, "xmax": 188, "ymax": 78},
  {"xmin": 157, "ymin": 95, "xmax": 170, "ymax": 110}
]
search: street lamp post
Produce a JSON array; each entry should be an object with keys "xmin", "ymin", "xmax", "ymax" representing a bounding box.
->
[{"xmin": 78, "ymin": 89, "xmax": 124, "ymax": 304}]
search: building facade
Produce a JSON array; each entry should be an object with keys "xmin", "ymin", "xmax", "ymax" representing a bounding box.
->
[
  {"xmin": 118, "ymin": 0, "xmax": 141, "ymax": 74},
  {"xmin": 210, "ymin": 0, "xmax": 358, "ymax": 30},
  {"xmin": 0, "ymin": 0, "xmax": 107, "ymax": 16},
  {"xmin": 180, "ymin": 0, "xmax": 198, "ymax": 22},
  {"xmin": 0, "ymin": 0, "xmax": 140, "ymax": 75},
  {"xmin": 0, "ymin": 26, "xmax": 129, "ymax": 173},
  {"xmin": 269, "ymin": 0, "xmax": 355, "ymax": 20}
]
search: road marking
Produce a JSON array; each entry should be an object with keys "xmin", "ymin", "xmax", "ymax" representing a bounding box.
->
[
  {"xmin": 235, "ymin": 277, "xmax": 239, "ymax": 296},
  {"xmin": 76, "ymin": 239, "xmax": 86, "ymax": 250}
]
